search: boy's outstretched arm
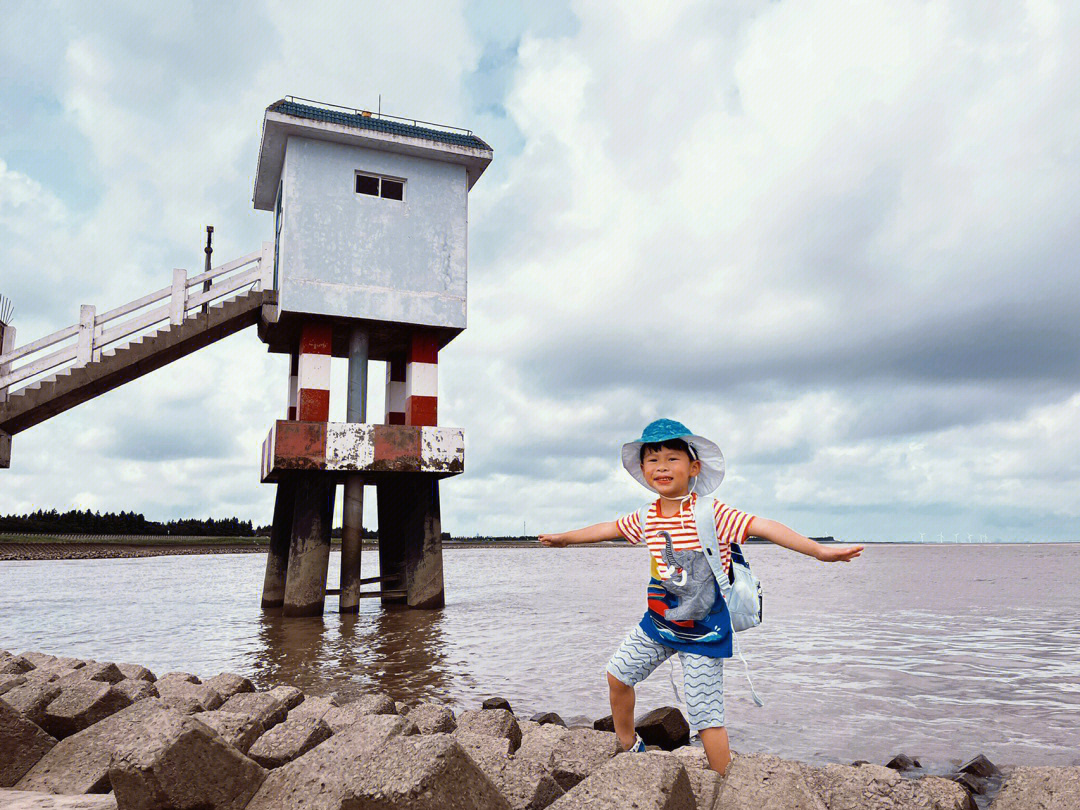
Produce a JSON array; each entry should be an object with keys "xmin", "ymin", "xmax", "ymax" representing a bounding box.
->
[
  {"xmin": 747, "ymin": 517, "xmax": 864, "ymax": 562},
  {"xmin": 539, "ymin": 522, "xmax": 622, "ymax": 547}
]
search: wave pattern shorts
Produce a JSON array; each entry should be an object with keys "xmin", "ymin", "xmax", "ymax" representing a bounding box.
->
[{"xmin": 606, "ymin": 625, "xmax": 725, "ymax": 732}]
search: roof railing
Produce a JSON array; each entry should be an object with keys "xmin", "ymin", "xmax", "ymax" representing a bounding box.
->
[{"xmin": 282, "ymin": 95, "xmax": 474, "ymax": 136}]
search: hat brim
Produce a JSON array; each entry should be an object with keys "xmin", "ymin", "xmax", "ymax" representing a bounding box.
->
[{"xmin": 621, "ymin": 434, "xmax": 725, "ymax": 495}]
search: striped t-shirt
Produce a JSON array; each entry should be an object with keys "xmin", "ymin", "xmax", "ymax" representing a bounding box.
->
[
  {"xmin": 615, "ymin": 494, "xmax": 754, "ymax": 657},
  {"xmin": 615, "ymin": 494, "xmax": 752, "ymax": 581}
]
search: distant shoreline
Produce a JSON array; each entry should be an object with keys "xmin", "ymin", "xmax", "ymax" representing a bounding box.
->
[{"xmin": 0, "ymin": 535, "xmax": 1072, "ymax": 561}]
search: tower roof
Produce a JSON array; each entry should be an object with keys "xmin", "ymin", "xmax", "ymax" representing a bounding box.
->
[{"xmin": 253, "ymin": 97, "xmax": 493, "ymax": 210}]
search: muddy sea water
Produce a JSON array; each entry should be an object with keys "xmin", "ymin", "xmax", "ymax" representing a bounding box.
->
[{"xmin": 1, "ymin": 543, "xmax": 1077, "ymax": 770}]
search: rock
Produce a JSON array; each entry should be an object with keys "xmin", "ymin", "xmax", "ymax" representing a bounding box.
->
[
  {"xmin": 287, "ymin": 694, "xmax": 338, "ymax": 722},
  {"xmin": 0, "ymin": 674, "xmax": 27, "ymax": 696},
  {"xmin": 482, "ymin": 696, "xmax": 513, "ymax": 712},
  {"xmin": 808, "ymin": 762, "xmax": 971, "ymax": 810},
  {"xmin": 472, "ymin": 756, "xmax": 564, "ymax": 810},
  {"xmin": 989, "ymin": 766, "xmax": 1080, "ymax": 810},
  {"xmin": 107, "ymin": 706, "xmax": 266, "ymax": 810},
  {"xmin": 516, "ymin": 725, "xmax": 621, "ymax": 791},
  {"xmin": 960, "ymin": 753, "xmax": 1000, "ymax": 779},
  {"xmin": 40, "ymin": 682, "xmax": 133, "ymax": 738},
  {"xmin": 650, "ymin": 747, "xmax": 720, "ymax": 807},
  {"xmin": 323, "ymin": 733, "xmax": 513, "ymax": 809},
  {"xmin": 456, "ymin": 708, "xmax": 522, "ymax": 753},
  {"xmin": 17, "ymin": 699, "xmax": 171, "ymax": 794},
  {"xmin": 203, "ymin": 672, "xmax": 255, "ymax": 700},
  {"xmin": 0, "ymin": 790, "xmax": 117, "ymax": 809},
  {"xmin": 18, "ymin": 652, "xmax": 58, "ymax": 668},
  {"xmin": 267, "ymin": 684, "xmax": 304, "ymax": 710},
  {"xmin": 408, "ymin": 702, "xmax": 457, "ymax": 734},
  {"xmin": 197, "ymin": 709, "xmax": 264, "ymax": 754},
  {"xmin": 549, "ymin": 755, "xmax": 694, "ymax": 810},
  {"xmin": 530, "ymin": 711, "xmax": 566, "ymax": 727},
  {"xmin": 153, "ymin": 679, "xmax": 223, "ymax": 714},
  {"xmin": 886, "ymin": 753, "xmax": 922, "ymax": 771},
  {"xmin": 949, "ymin": 771, "xmax": 987, "ymax": 795},
  {"xmin": 321, "ymin": 693, "xmax": 396, "ymax": 733},
  {"xmin": 111, "ymin": 679, "xmax": 157, "ymax": 704},
  {"xmin": 246, "ymin": 714, "xmax": 419, "ymax": 810},
  {"xmin": 115, "ymin": 664, "xmax": 155, "ymax": 682},
  {"xmin": 248, "ymin": 715, "xmax": 332, "ymax": 768},
  {"xmin": 717, "ymin": 754, "xmax": 825, "ymax": 809},
  {"xmin": 3, "ymin": 681, "xmax": 63, "ymax": 727},
  {"xmin": 218, "ymin": 692, "xmax": 288, "ymax": 730},
  {"xmin": 0, "ymin": 655, "xmax": 34, "ymax": 675},
  {"xmin": 455, "ymin": 729, "xmax": 515, "ymax": 760},
  {"xmin": 635, "ymin": 706, "xmax": 690, "ymax": 751},
  {"xmin": 395, "ymin": 701, "xmax": 411, "ymax": 716},
  {"xmin": 155, "ymin": 672, "xmax": 200, "ymax": 685},
  {"xmin": 0, "ymin": 698, "xmax": 56, "ymax": 786},
  {"xmin": 56, "ymin": 662, "xmax": 124, "ymax": 686},
  {"xmin": 592, "ymin": 714, "xmax": 615, "ymax": 733}
]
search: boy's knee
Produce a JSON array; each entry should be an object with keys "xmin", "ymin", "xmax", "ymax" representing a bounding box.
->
[{"xmin": 607, "ymin": 671, "xmax": 632, "ymax": 692}]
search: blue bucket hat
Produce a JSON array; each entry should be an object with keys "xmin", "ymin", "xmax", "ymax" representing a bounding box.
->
[{"xmin": 621, "ymin": 419, "xmax": 726, "ymax": 495}]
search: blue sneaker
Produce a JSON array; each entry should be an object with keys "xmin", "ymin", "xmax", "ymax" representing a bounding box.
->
[{"xmin": 627, "ymin": 734, "xmax": 646, "ymax": 753}]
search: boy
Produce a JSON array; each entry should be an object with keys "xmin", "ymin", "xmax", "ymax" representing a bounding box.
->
[{"xmin": 539, "ymin": 419, "xmax": 863, "ymax": 775}]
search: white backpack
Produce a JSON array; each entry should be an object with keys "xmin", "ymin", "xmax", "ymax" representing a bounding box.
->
[{"xmin": 691, "ymin": 496, "xmax": 763, "ymax": 633}]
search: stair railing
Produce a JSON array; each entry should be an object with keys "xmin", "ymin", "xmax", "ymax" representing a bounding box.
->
[{"xmin": 0, "ymin": 242, "xmax": 273, "ymax": 398}]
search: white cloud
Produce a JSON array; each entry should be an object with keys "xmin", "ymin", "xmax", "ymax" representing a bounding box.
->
[{"xmin": 2, "ymin": 1, "xmax": 1078, "ymax": 541}]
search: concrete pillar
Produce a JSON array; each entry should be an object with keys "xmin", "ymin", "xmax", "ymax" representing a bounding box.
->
[
  {"xmin": 376, "ymin": 474, "xmax": 444, "ymax": 609},
  {"xmin": 405, "ymin": 331, "xmax": 438, "ymax": 427},
  {"xmin": 384, "ymin": 353, "xmax": 406, "ymax": 425},
  {"xmin": 260, "ymin": 478, "xmax": 296, "ymax": 609},
  {"xmin": 296, "ymin": 324, "xmax": 332, "ymax": 421},
  {"xmin": 282, "ymin": 474, "xmax": 336, "ymax": 617},
  {"xmin": 339, "ymin": 327, "xmax": 368, "ymax": 614},
  {"xmin": 286, "ymin": 349, "xmax": 299, "ymax": 420}
]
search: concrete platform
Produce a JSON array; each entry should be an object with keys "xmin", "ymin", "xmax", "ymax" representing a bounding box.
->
[{"xmin": 260, "ymin": 421, "xmax": 463, "ymax": 482}]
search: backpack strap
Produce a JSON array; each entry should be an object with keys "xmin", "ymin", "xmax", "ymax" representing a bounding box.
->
[{"xmin": 693, "ymin": 495, "xmax": 730, "ymax": 598}]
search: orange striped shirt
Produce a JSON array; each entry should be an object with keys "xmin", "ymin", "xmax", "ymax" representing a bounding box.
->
[{"xmin": 615, "ymin": 494, "xmax": 753, "ymax": 580}]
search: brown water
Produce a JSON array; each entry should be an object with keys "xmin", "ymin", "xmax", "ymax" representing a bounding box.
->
[{"xmin": 1, "ymin": 543, "xmax": 1077, "ymax": 770}]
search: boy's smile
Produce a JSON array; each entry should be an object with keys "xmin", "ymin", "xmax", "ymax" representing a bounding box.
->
[{"xmin": 640, "ymin": 448, "xmax": 701, "ymax": 499}]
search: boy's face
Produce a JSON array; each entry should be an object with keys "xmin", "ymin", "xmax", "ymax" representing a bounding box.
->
[{"xmin": 640, "ymin": 446, "xmax": 702, "ymax": 498}]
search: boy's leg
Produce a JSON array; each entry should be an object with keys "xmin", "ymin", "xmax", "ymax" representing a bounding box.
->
[
  {"xmin": 605, "ymin": 625, "xmax": 674, "ymax": 750},
  {"xmin": 679, "ymin": 652, "xmax": 729, "ymax": 774},
  {"xmin": 698, "ymin": 727, "xmax": 731, "ymax": 775}
]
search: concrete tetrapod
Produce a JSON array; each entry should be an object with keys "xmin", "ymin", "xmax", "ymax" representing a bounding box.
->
[
  {"xmin": 0, "ymin": 698, "xmax": 56, "ymax": 786},
  {"xmin": 0, "ymin": 790, "xmax": 117, "ymax": 809},
  {"xmin": 548, "ymin": 755, "xmax": 695, "ymax": 810},
  {"xmin": 107, "ymin": 707, "xmax": 266, "ymax": 810},
  {"xmin": 988, "ymin": 766, "xmax": 1080, "ymax": 810}
]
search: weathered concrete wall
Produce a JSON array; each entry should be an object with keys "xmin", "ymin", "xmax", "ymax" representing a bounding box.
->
[{"xmin": 278, "ymin": 137, "xmax": 468, "ymax": 329}]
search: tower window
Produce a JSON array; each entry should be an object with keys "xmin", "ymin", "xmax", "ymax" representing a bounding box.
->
[{"xmin": 355, "ymin": 172, "xmax": 406, "ymax": 201}]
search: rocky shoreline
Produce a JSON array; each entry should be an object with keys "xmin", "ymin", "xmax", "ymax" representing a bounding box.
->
[{"xmin": 2, "ymin": 650, "xmax": 1077, "ymax": 809}]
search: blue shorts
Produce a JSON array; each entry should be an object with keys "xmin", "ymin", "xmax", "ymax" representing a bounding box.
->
[{"xmin": 606, "ymin": 625, "xmax": 725, "ymax": 732}]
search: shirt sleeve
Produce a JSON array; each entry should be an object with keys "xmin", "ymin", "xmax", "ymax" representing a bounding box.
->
[
  {"xmin": 714, "ymin": 501, "xmax": 754, "ymax": 545},
  {"xmin": 615, "ymin": 511, "xmax": 644, "ymax": 544}
]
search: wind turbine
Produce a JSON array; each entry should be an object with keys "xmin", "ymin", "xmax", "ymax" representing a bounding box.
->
[{"xmin": 919, "ymin": 532, "xmax": 925, "ymax": 543}]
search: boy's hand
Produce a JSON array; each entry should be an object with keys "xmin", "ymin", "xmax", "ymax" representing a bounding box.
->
[
  {"xmin": 816, "ymin": 544, "xmax": 864, "ymax": 562},
  {"xmin": 538, "ymin": 534, "xmax": 569, "ymax": 547}
]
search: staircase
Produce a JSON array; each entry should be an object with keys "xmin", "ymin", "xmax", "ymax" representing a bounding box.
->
[{"xmin": 0, "ymin": 244, "xmax": 276, "ymax": 461}]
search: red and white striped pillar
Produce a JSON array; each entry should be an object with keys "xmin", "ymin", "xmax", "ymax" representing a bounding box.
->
[
  {"xmin": 384, "ymin": 354, "xmax": 406, "ymax": 425},
  {"xmin": 297, "ymin": 324, "xmax": 332, "ymax": 422},
  {"xmin": 286, "ymin": 349, "xmax": 299, "ymax": 420},
  {"xmin": 405, "ymin": 332, "xmax": 438, "ymax": 427}
]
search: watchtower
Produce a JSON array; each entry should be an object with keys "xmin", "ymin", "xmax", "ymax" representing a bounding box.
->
[{"xmin": 253, "ymin": 98, "xmax": 492, "ymax": 615}]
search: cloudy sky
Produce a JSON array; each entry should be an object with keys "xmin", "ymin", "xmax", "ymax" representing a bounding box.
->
[{"xmin": 1, "ymin": 1, "xmax": 1077, "ymax": 542}]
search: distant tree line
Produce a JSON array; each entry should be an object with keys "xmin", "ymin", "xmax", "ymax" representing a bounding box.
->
[{"xmin": 0, "ymin": 509, "xmax": 264, "ymax": 537}]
